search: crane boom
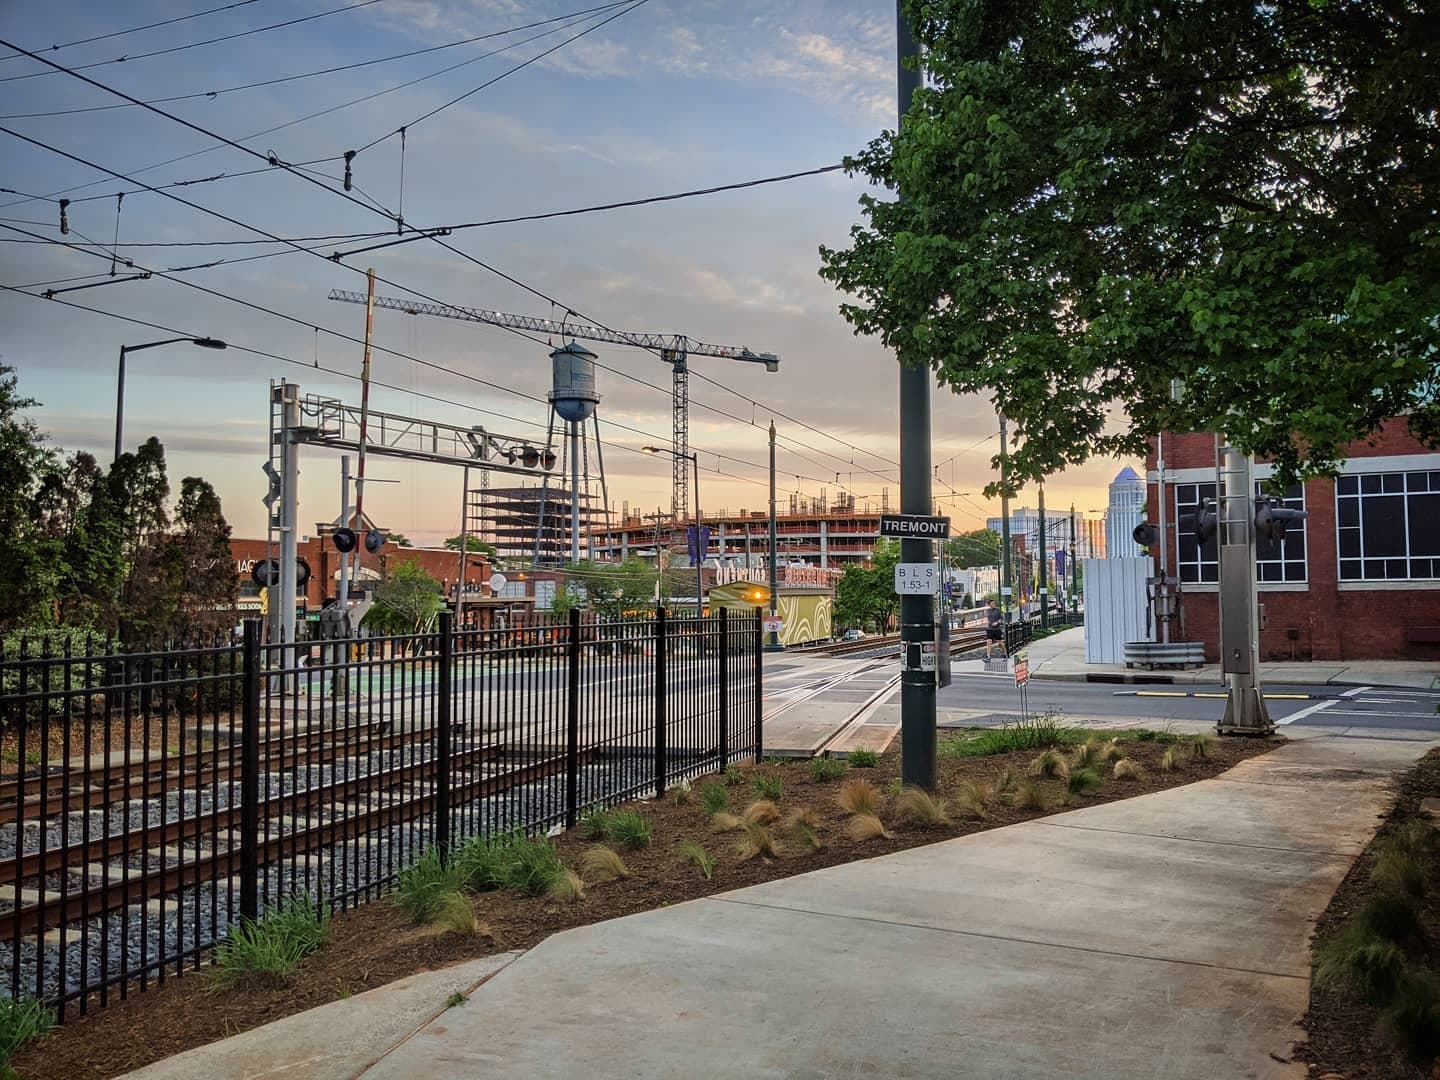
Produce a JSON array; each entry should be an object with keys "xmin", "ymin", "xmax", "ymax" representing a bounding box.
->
[{"xmin": 327, "ymin": 288, "xmax": 779, "ymax": 524}]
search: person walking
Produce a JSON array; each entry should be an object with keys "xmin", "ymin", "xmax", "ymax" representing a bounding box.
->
[{"xmin": 984, "ymin": 598, "xmax": 1004, "ymax": 659}]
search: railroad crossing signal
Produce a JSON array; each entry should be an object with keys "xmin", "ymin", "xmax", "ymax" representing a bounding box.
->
[{"xmin": 1254, "ymin": 496, "xmax": 1308, "ymax": 543}]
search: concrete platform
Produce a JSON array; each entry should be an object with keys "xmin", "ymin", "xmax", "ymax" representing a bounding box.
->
[
  {"xmin": 356, "ymin": 729, "xmax": 1431, "ymax": 1080},
  {"xmin": 123, "ymin": 952, "xmax": 520, "ymax": 1080}
]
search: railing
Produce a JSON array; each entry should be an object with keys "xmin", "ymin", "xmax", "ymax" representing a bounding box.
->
[{"xmin": 0, "ymin": 608, "xmax": 760, "ymax": 1018}]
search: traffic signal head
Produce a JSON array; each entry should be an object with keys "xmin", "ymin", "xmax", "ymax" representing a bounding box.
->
[
  {"xmin": 1254, "ymin": 497, "xmax": 1308, "ymax": 543},
  {"xmin": 1178, "ymin": 500, "xmax": 1218, "ymax": 545},
  {"xmin": 332, "ymin": 527, "xmax": 357, "ymax": 553},
  {"xmin": 364, "ymin": 529, "xmax": 386, "ymax": 554},
  {"xmin": 1132, "ymin": 522, "xmax": 1158, "ymax": 547}
]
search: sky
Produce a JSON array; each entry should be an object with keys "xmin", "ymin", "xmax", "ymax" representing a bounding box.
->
[{"xmin": 0, "ymin": 0, "xmax": 1136, "ymax": 547}]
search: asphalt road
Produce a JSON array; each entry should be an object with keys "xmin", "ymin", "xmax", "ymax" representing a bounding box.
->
[{"xmin": 936, "ymin": 667, "xmax": 1440, "ymax": 736}]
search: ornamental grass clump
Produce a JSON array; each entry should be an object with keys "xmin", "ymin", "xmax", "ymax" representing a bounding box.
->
[{"xmin": 838, "ymin": 778, "xmax": 880, "ymax": 816}]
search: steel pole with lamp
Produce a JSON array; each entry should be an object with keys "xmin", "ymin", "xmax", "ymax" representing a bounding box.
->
[
  {"xmin": 114, "ymin": 337, "xmax": 227, "ymax": 461},
  {"xmin": 642, "ymin": 446, "xmax": 703, "ymax": 616}
]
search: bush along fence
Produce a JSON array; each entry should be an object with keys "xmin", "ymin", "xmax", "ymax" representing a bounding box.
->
[{"xmin": 0, "ymin": 607, "xmax": 762, "ymax": 1018}]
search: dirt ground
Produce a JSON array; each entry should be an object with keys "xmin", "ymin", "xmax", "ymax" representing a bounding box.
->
[
  {"xmin": 1296, "ymin": 747, "xmax": 1440, "ymax": 1080},
  {"xmin": 14, "ymin": 730, "xmax": 1277, "ymax": 1080}
]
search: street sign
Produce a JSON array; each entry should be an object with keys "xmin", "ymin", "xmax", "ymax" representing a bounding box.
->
[
  {"xmin": 879, "ymin": 513, "xmax": 951, "ymax": 539},
  {"xmin": 1013, "ymin": 649, "xmax": 1030, "ymax": 687},
  {"xmin": 763, "ymin": 616, "xmax": 783, "ymax": 635},
  {"xmin": 919, "ymin": 641, "xmax": 938, "ymax": 672},
  {"xmin": 894, "ymin": 563, "xmax": 939, "ymax": 595}
]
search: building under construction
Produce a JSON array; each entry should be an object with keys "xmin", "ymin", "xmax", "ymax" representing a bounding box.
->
[{"xmin": 471, "ymin": 483, "xmax": 607, "ymax": 566}]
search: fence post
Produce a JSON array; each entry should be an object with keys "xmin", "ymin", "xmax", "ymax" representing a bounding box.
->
[
  {"xmin": 654, "ymin": 604, "xmax": 667, "ymax": 799},
  {"xmin": 240, "ymin": 618, "xmax": 261, "ymax": 923},
  {"xmin": 754, "ymin": 607, "xmax": 763, "ymax": 763},
  {"xmin": 717, "ymin": 606, "xmax": 729, "ymax": 772},
  {"xmin": 565, "ymin": 607, "xmax": 581, "ymax": 829},
  {"xmin": 435, "ymin": 610, "xmax": 453, "ymax": 858}
]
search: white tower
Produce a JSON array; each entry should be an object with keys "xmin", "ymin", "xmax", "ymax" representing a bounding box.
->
[{"xmin": 1104, "ymin": 466, "xmax": 1146, "ymax": 559}]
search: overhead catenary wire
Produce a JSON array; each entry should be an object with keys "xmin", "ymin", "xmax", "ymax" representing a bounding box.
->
[
  {"xmin": 0, "ymin": 0, "xmax": 388, "ymax": 84},
  {"xmin": 0, "ymin": 2, "xmax": 631, "ymax": 117}
]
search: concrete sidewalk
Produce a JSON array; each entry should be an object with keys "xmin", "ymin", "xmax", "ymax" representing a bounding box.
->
[
  {"xmin": 344, "ymin": 726, "xmax": 1433, "ymax": 1080},
  {"xmin": 1024, "ymin": 625, "xmax": 1440, "ymax": 689}
]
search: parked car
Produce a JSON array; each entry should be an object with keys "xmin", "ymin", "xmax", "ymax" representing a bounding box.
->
[{"xmin": 841, "ymin": 629, "xmax": 865, "ymax": 642}]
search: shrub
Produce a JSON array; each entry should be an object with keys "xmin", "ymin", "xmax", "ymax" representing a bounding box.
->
[
  {"xmin": 1187, "ymin": 733, "xmax": 1215, "ymax": 761},
  {"xmin": 1372, "ymin": 822, "xmax": 1436, "ymax": 901},
  {"xmin": 1029, "ymin": 749, "xmax": 1069, "ymax": 780},
  {"xmin": 1066, "ymin": 768, "xmax": 1102, "ymax": 797},
  {"xmin": 548, "ymin": 867, "xmax": 586, "ymax": 903},
  {"xmin": 743, "ymin": 799, "xmax": 780, "ymax": 826},
  {"xmin": 845, "ymin": 813, "xmax": 890, "ymax": 841},
  {"xmin": 938, "ymin": 711, "xmax": 1078, "ymax": 757},
  {"xmin": 808, "ymin": 756, "xmax": 848, "ymax": 782},
  {"xmin": 433, "ymin": 890, "xmax": 479, "ymax": 934},
  {"xmin": 1313, "ymin": 920, "xmax": 1406, "ymax": 1001},
  {"xmin": 1378, "ymin": 969, "xmax": 1440, "ymax": 1059},
  {"xmin": 838, "ymin": 778, "xmax": 880, "ymax": 816},
  {"xmin": 996, "ymin": 766, "xmax": 1018, "ymax": 794},
  {"xmin": 1113, "ymin": 759, "xmax": 1142, "ymax": 781},
  {"xmin": 1354, "ymin": 890, "xmax": 1424, "ymax": 945},
  {"xmin": 753, "ymin": 773, "xmax": 784, "ymax": 801},
  {"xmin": 953, "ymin": 780, "xmax": 993, "ymax": 819},
  {"xmin": 710, "ymin": 812, "xmax": 744, "ymax": 833},
  {"xmin": 579, "ymin": 808, "xmax": 614, "ymax": 841},
  {"xmin": 395, "ymin": 847, "xmax": 468, "ymax": 924},
  {"xmin": 848, "ymin": 749, "xmax": 880, "ymax": 768},
  {"xmin": 700, "ymin": 783, "xmax": 730, "ymax": 818},
  {"xmin": 501, "ymin": 836, "xmax": 565, "ymax": 896},
  {"xmin": 1159, "ymin": 748, "xmax": 1183, "ymax": 773},
  {"xmin": 885, "ymin": 778, "xmax": 904, "ymax": 798},
  {"xmin": 678, "ymin": 840, "xmax": 716, "ymax": 879},
  {"xmin": 0, "ymin": 996, "xmax": 53, "ymax": 1072},
  {"xmin": 724, "ymin": 766, "xmax": 745, "ymax": 787},
  {"xmin": 783, "ymin": 807, "xmax": 824, "ymax": 851},
  {"xmin": 736, "ymin": 822, "xmax": 777, "ymax": 861},
  {"xmin": 607, "ymin": 809, "xmax": 654, "ymax": 851},
  {"xmin": 666, "ymin": 780, "xmax": 693, "ymax": 806},
  {"xmin": 580, "ymin": 845, "xmax": 629, "ymax": 883},
  {"xmin": 1013, "ymin": 781, "xmax": 1048, "ymax": 811},
  {"xmin": 212, "ymin": 894, "xmax": 330, "ymax": 989},
  {"xmin": 1099, "ymin": 740, "xmax": 1126, "ymax": 763},
  {"xmin": 1070, "ymin": 739, "xmax": 1101, "ymax": 771},
  {"xmin": 894, "ymin": 788, "xmax": 951, "ymax": 827},
  {"xmin": 457, "ymin": 833, "xmax": 523, "ymax": 892}
]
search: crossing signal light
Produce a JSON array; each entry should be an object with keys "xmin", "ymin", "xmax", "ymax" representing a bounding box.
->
[
  {"xmin": 332, "ymin": 527, "xmax": 357, "ymax": 553},
  {"xmin": 1254, "ymin": 497, "xmax": 1307, "ymax": 543},
  {"xmin": 1132, "ymin": 522, "xmax": 1158, "ymax": 547},
  {"xmin": 1178, "ymin": 500, "xmax": 1218, "ymax": 545},
  {"xmin": 364, "ymin": 529, "xmax": 386, "ymax": 554}
]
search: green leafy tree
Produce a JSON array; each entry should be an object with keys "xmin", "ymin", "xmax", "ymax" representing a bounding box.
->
[
  {"xmin": 386, "ymin": 533, "xmax": 414, "ymax": 548},
  {"xmin": 173, "ymin": 477, "xmax": 237, "ymax": 634},
  {"xmin": 0, "ymin": 364, "xmax": 62, "ymax": 628},
  {"xmin": 443, "ymin": 535, "xmax": 498, "ymax": 559},
  {"xmin": 820, "ymin": 1, "xmax": 1440, "ymax": 493},
  {"xmin": 560, "ymin": 559, "xmax": 659, "ymax": 619},
  {"xmin": 835, "ymin": 538, "xmax": 901, "ymax": 631},
  {"xmin": 945, "ymin": 528, "xmax": 1001, "ymax": 569},
  {"xmin": 364, "ymin": 560, "xmax": 444, "ymax": 635}
]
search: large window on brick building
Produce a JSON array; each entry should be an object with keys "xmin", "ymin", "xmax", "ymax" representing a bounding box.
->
[
  {"xmin": 1336, "ymin": 471, "xmax": 1440, "ymax": 581},
  {"xmin": 1173, "ymin": 482, "xmax": 1307, "ymax": 584}
]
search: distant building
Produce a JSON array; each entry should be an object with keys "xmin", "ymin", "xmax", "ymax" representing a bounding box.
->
[
  {"xmin": 593, "ymin": 504, "xmax": 882, "ymax": 570},
  {"xmin": 1104, "ymin": 466, "xmax": 1146, "ymax": 559}
]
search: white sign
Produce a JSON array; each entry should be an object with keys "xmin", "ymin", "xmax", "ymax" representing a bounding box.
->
[
  {"xmin": 488, "ymin": 572, "xmax": 508, "ymax": 593},
  {"xmin": 763, "ymin": 616, "xmax": 783, "ymax": 635},
  {"xmin": 894, "ymin": 563, "xmax": 939, "ymax": 595},
  {"xmin": 1000, "ymin": 586, "xmax": 1013, "ymax": 596},
  {"xmin": 920, "ymin": 641, "xmax": 938, "ymax": 671}
]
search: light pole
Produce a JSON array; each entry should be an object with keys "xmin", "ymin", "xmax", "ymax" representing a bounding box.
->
[
  {"xmin": 767, "ymin": 421, "xmax": 781, "ymax": 650},
  {"xmin": 114, "ymin": 336, "xmax": 227, "ymax": 461},
  {"xmin": 643, "ymin": 446, "xmax": 703, "ymax": 616}
]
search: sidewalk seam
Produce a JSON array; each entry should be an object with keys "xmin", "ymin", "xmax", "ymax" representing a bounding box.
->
[
  {"xmin": 711, "ymin": 896, "xmax": 1309, "ymax": 982},
  {"xmin": 1036, "ymin": 819, "xmax": 1359, "ymax": 859}
]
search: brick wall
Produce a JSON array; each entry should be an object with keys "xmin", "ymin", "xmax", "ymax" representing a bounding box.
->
[{"xmin": 232, "ymin": 538, "xmax": 489, "ymax": 609}]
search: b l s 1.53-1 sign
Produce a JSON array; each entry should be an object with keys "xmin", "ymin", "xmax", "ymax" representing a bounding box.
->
[{"xmin": 894, "ymin": 563, "xmax": 939, "ymax": 595}]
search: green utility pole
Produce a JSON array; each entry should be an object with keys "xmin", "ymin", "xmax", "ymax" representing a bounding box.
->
[
  {"xmin": 1038, "ymin": 483, "xmax": 1048, "ymax": 630},
  {"xmin": 896, "ymin": 4, "xmax": 936, "ymax": 789},
  {"xmin": 999, "ymin": 415, "xmax": 1013, "ymax": 624}
]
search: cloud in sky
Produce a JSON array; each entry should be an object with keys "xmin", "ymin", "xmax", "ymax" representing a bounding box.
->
[{"xmin": 0, "ymin": 0, "xmax": 1132, "ymax": 545}]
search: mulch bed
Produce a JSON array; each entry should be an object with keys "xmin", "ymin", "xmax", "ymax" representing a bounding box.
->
[
  {"xmin": 1296, "ymin": 747, "xmax": 1440, "ymax": 1080},
  {"xmin": 15, "ymin": 731, "xmax": 1278, "ymax": 1080}
]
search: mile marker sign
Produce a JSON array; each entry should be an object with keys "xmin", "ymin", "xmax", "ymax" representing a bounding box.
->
[{"xmin": 879, "ymin": 513, "xmax": 951, "ymax": 540}]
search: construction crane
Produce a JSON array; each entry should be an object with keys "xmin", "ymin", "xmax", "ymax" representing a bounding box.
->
[{"xmin": 328, "ymin": 289, "xmax": 779, "ymax": 523}]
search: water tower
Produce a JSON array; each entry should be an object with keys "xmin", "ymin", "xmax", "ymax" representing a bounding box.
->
[{"xmin": 544, "ymin": 341, "xmax": 608, "ymax": 564}]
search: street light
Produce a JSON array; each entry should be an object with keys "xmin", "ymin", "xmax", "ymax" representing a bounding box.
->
[
  {"xmin": 114, "ymin": 337, "xmax": 228, "ymax": 461},
  {"xmin": 642, "ymin": 445, "xmax": 703, "ymax": 616}
]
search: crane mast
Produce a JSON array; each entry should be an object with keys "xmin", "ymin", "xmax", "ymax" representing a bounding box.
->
[{"xmin": 328, "ymin": 289, "xmax": 778, "ymax": 523}]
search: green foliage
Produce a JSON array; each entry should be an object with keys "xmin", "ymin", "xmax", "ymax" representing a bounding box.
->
[
  {"xmin": 700, "ymin": 783, "xmax": 730, "ymax": 818},
  {"xmin": 1187, "ymin": 734, "xmax": 1215, "ymax": 762},
  {"xmin": 1013, "ymin": 781, "xmax": 1049, "ymax": 811},
  {"xmin": 848, "ymin": 749, "xmax": 880, "ymax": 768},
  {"xmin": 606, "ymin": 809, "xmax": 653, "ymax": 851},
  {"xmin": 445, "ymin": 991, "xmax": 467, "ymax": 1009},
  {"xmin": 808, "ymin": 756, "xmax": 848, "ymax": 782},
  {"xmin": 1378, "ymin": 969, "xmax": 1440, "ymax": 1060},
  {"xmin": 0, "ymin": 995, "xmax": 54, "ymax": 1071},
  {"xmin": 1029, "ymin": 749, "xmax": 1069, "ymax": 780},
  {"xmin": 558, "ymin": 558, "xmax": 659, "ymax": 619},
  {"xmin": 942, "ymin": 714, "xmax": 1078, "ymax": 758},
  {"xmin": 455, "ymin": 832, "xmax": 563, "ymax": 896},
  {"xmin": 212, "ymin": 895, "xmax": 330, "ymax": 988},
  {"xmin": 1313, "ymin": 921, "xmax": 1406, "ymax": 1002},
  {"xmin": 945, "ymin": 529, "xmax": 1001, "ymax": 569},
  {"xmin": 724, "ymin": 765, "xmax": 745, "ymax": 787},
  {"xmin": 395, "ymin": 848, "xmax": 468, "ymax": 924},
  {"xmin": 444, "ymin": 535, "xmax": 499, "ymax": 558},
  {"xmin": 364, "ymin": 560, "xmax": 444, "ymax": 635},
  {"xmin": 677, "ymin": 840, "xmax": 716, "ymax": 879},
  {"xmin": 1066, "ymin": 768, "xmax": 1102, "ymax": 797},
  {"xmin": 819, "ymin": 3, "xmax": 1440, "ymax": 492},
  {"xmin": 579, "ymin": 807, "xmax": 614, "ymax": 841},
  {"xmin": 752, "ymin": 773, "xmax": 783, "ymax": 802},
  {"xmin": 835, "ymin": 537, "xmax": 901, "ymax": 631},
  {"xmin": 579, "ymin": 846, "xmax": 628, "ymax": 883}
]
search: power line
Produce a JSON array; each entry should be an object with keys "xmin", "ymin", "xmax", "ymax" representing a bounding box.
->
[
  {"xmin": 1, "ymin": 3, "xmax": 630, "ymax": 118},
  {"xmin": 0, "ymin": 0, "xmax": 387, "ymax": 84},
  {"xmin": 0, "ymin": 0, "xmax": 273, "ymax": 62}
]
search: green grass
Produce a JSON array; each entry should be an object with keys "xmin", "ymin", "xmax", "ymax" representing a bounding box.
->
[
  {"xmin": 940, "ymin": 713, "xmax": 1080, "ymax": 758},
  {"xmin": 1379, "ymin": 969, "xmax": 1440, "ymax": 1059},
  {"xmin": 456, "ymin": 833, "xmax": 563, "ymax": 896},
  {"xmin": 445, "ymin": 991, "xmax": 467, "ymax": 1008},
  {"xmin": 808, "ymin": 756, "xmax": 848, "ymax": 782},
  {"xmin": 1313, "ymin": 919, "xmax": 1407, "ymax": 1001},
  {"xmin": 394, "ymin": 847, "xmax": 469, "ymax": 924},
  {"xmin": 1187, "ymin": 733, "xmax": 1216, "ymax": 761},
  {"xmin": 578, "ymin": 808, "xmax": 614, "ymax": 842},
  {"xmin": 501, "ymin": 836, "xmax": 566, "ymax": 897},
  {"xmin": 884, "ymin": 778, "xmax": 903, "ymax": 798},
  {"xmin": 606, "ymin": 809, "xmax": 654, "ymax": 851},
  {"xmin": 212, "ymin": 894, "xmax": 330, "ymax": 989},
  {"xmin": 700, "ymin": 782, "xmax": 730, "ymax": 818},
  {"xmin": 1029, "ymin": 749, "xmax": 1069, "ymax": 780},
  {"xmin": 677, "ymin": 840, "xmax": 716, "ymax": 879},
  {"xmin": 848, "ymin": 749, "xmax": 880, "ymax": 768},
  {"xmin": 0, "ymin": 996, "xmax": 53, "ymax": 1073},
  {"xmin": 1066, "ymin": 767, "xmax": 1102, "ymax": 796},
  {"xmin": 724, "ymin": 765, "xmax": 745, "ymax": 787},
  {"xmin": 752, "ymin": 773, "xmax": 783, "ymax": 801}
]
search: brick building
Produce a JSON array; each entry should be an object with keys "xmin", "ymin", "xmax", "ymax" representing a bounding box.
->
[{"xmin": 1146, "ymin": 419, "xmax": 1440, "ymax": 662}]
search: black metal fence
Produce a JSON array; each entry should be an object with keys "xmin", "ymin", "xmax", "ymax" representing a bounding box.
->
[{"xmin": 0, "ymin": 607, "xmax": 761, "ymax": 1017}]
